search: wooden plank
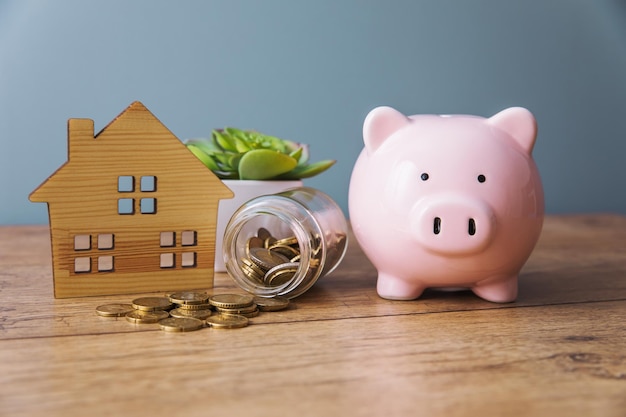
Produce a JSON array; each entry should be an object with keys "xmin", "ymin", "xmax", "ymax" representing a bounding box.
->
[
  {"xmin": 0, "ymin": 215, "xmax": 625, "ymax": 340},
  {"xmin": 0, "ymin": 301, "xmax": 624, "ymax": 416}
]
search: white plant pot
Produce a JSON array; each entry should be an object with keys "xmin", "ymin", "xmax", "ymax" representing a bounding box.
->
[{"xmin": 214, "ymin": 179, "xmax": 303, "ymax": 272}]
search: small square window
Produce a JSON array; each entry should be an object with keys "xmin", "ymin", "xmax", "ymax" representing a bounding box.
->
[
  {"xmin": 118, "ymin": 198, "xmax": 134, "ymax": 215},
  {"xmin": 98, "ymin": 234, "xmax": 114, "ymax": 250},
  {"xmin": 160, "ymin": 253, "xmax": 175, "ymax": 268},
  {"xmin": 140, "ymin": 198, "xmax": 156, "ymax": 214},
  {"xmin": 140, "ymin": 176, "xmax": 156, "ymax": 192},
  {"xmin": 181, "ymin": 252, "xmax": 196, "ymax": 267},
  {"xmin": 181, "ymin": 230, "xmax": 197, "ymax": 246},
  {"xmin": 118, "ymin": 176, "xmax": 134, "ymax": 192},
  {"xmin": 98, "ymin": 256, "xmax": 114, "ymax": 272},
  {"xmin": 74, "ymin": 235, "xmax": 91, "ymax": 251},
  {"xmin": 160, "ymin": 232, "xmax": 175, "ymax": 247},
  {"xmin": 74, "ymin": 257, "xmax": 91, "ymax": 273}
]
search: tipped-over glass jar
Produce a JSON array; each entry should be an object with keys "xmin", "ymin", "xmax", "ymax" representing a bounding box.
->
[{"xmin": 223, "ymin": 187, "xmax": 348, "ymax": 299}]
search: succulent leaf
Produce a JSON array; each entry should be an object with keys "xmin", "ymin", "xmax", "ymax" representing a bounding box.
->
[
  {"xmin": 212, "ymin": 152, "xmax": 234, "ymax": 167},
  {"xmin": 238, "ymin": 149, "xmax": 298, "ymax": 180},
  {"xmin": 277, "ymin": 160, "xmax": 336, "ymax": 179},
  {"xmin": 296, "ymin": 143, "xmax": 310, "ymax": 165},
  {"xmin": 214, "ymin": 170, "xmax": 240, "ymax": 179},
  {"xmin": 213, "ymin": 130, "xmax": 239, "ymax": 152},
  {"xmin": 289, "ymin": 147, "xmax": 303, "ymax": 163},
  {"xmin": 228, "ymin": 153, "xmax": 243, "ymax": 171},
  {"xmin": 187, "ymin": 144, "xmax": 221, "ymax": 172},
  {"xmin": 186, "ymin": 138, "xmax": 221, "ymax": 154}
]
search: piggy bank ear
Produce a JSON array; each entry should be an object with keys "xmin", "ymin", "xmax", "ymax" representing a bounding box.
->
[
  {"xmin": 363, "ymin": 106, "xmax": 411, "ymax": 152},
  {"xmin": 487, "ymin": 107, "xmax": 538, "ymax": 154}
]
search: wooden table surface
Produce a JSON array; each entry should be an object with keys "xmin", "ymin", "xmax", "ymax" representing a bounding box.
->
[{"xmin": 1, "ymin": 215, "xmax": 625, "ymax": 417}]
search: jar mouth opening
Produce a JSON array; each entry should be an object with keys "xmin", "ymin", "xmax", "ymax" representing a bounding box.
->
[{"xmin": 223, "ymin": 204, "xmax": 325, "ymax": 298}]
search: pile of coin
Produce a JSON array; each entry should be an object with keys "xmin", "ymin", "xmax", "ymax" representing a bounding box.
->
[
  {"xmin": 238, "ymin": 227, "xmax": 347, "ymax": 290},
  {"xmin": 95, "ymin": 291, "xmax": 290, "ymax": 332},
  {"xmin": 239, "ymin": 228, "xmax": 311, "ymax": 287}
]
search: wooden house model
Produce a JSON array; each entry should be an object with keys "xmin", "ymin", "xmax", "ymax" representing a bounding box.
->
[{"xmin": 30, "ymin": 101, "xmax": 233, "ymax": 298}]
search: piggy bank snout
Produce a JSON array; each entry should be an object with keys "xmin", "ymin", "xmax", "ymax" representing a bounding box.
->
[{"xmin": 411, "ymin": 195, "xmax": 496, "ymax": 256}]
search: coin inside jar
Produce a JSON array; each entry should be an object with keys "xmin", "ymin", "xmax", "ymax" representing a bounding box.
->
[
  {"xmin": 248, "ymin": 247, "xmax": 290, "ymax": 270},
  {"xmin": 268, "ymin": 244, "xmax": 300, "ymax": 259},
  {"xmin": 241, "ymin": 258, "xmax": 266, "ymax": 284},
  {"xmin": 264, "ymin": 262, "xmax": 299, "ymax": 286},
  {"xmin": 246, "ymin": 236, "xmax": 264, "ymax": 257},
  {"xmin": 234, "ymin": 231, "xmax": 307, "ymax": 291},
  {"xmin": 257, "ymin": 227, "xmax": 272, "ymax": 241}
]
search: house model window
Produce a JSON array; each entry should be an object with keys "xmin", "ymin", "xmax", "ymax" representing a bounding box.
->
[
  {"xmin": 98, "ymin": 256, "xmax": 114, "ymax": 272},
  {"xmin": 140, "ymin": 176, "xmax": 156, "ymax": 192},
  {"xmin": 160, "ymin": 230, "xmax": 197, "ymax": 268},
  {"xmin": 75, "ymin": 257, "xmax": 91, "ymax": 273},
  {"xmin": 117, "ymin": 175, "xmax": 158, "ymax": 215},
  {"xmin": 160, "ymin": 231, "xmax": 175, "ymax": 247},
  {"xmin": 74, "ymin": 235, "xmax": 91, "ymax": 251},
  {"xmin": 98, "ymin": 234, "xmax": 114, "ymax": 250},
  {"xmin": 118, "ymin": 176, "xmax": 134, "ymax": 192},
  {"xmin": 140, "ymin": 198, "xmax": 156, "ymax": 214},
  {"xmin": 73, "ymin": 233, "xmax": 116, "ymax": 273}
]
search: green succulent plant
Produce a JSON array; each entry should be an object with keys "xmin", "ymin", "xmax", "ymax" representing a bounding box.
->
[{"xmin": 185, "ymin": 128, "xmax": 335, "ymax": 180}]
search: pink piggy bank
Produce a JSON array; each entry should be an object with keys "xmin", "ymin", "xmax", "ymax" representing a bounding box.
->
[{"xmin": 349, "ymin": 106, "xmax": 544, "ymax": 303}]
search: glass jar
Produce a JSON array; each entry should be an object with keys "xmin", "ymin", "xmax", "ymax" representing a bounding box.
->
[{"xmin": 223, "ymin": 187, "xmax": 348, "ymax": 299}]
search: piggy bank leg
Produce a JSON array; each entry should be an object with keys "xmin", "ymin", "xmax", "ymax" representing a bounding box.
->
[
  {"xmin": 472, "ymin": 276, "xmax": 518, "ymax": 303},
  {"xmin": 377, "ymin": 272, "xmax": 426, "ymax": 300}
]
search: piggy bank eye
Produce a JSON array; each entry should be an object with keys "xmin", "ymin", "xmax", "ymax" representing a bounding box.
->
[
  {"xmin": 477, "ymin": 174, "xmax": 486, "ymax": 183},
  {"xmin": 420, "ymin": 173, "xmax": 429, "ymax": 181}
]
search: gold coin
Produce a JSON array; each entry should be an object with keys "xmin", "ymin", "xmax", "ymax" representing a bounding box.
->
[
  {"xmin": 246, "ymin": 236, "xmax": 264, "ymax": 257},
  {"xmin": 131, "ymin": 297, "xmax": 173, "ymax": 311},
  {"xmin": 209, "ymin": 293, "xmax": 254, "ymax": 309},
  {"xmin": 264, "ymin": 262, "xmax": 299, "ymax": 286},
  {"xmin": 176, "ymin": 302, "xmax": 213, "ymax": 311},
  {"xmin": 257, "ymin": 227, "xmax": 272, "ymax": 241},
  {"xmin": 95, "ymin": 303, "xmax": 134, "ymax": 317},
  {"xmin": 263, "ymin": 236, "xmax": 277, "ymax": 248},
  {"xmin": 206, "ymin": 314, "xmax": 249, "ymax": 329},
  {"xmin": 168, "ymin": 291, "xmax": 209, "ymax": 305},
  {"xmin": 241, "ymin": 264, "xmax": 265, "ymax": 286},
  {"xmin": 273, "ymin": 236, "xmax": 299, "ymax": 247},
  {"xmin": 170, "ymin": 307, "xmax": 212, "ymax": 320},
  {"xmin": 253, "ymin": 296, "xmax": 290, "ymax": 312},
  {"xmin": 159, "ymin": 317, "xmax": 205, "ymax": 332},
  {"xmin": 220, "ymin": 308, "xmax": 259, "ymax": 318},
  {"xmin": 242, "ymin": 257, "xmax": 266, "ymax": 277},
  {"xmin": 125, "ymin": 310, "xmax": 169, "ymax": 324},
  {"xmin": 249, "ymin": 247, "xmax": 290, "ymax": 270},
  {"xmin": 269, "ymin": 244, "xmax": 300, "ymax": 259},
  {"xmin": 215, "ymin": 303, "xmax": 258, "ymax": 314}
]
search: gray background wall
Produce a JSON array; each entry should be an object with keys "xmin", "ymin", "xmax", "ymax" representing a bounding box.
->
[{"xmin": 1, "ymin": 0, "xmax": 625, "ymax": 225}]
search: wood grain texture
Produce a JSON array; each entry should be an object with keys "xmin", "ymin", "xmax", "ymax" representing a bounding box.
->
[
  {"xmin": 0, "ymin": 214, "xmax": 625, "ymax": 416},
  {"xmin": 28, "ymin": 102, "xmax": 233, "ymax": 297}
]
